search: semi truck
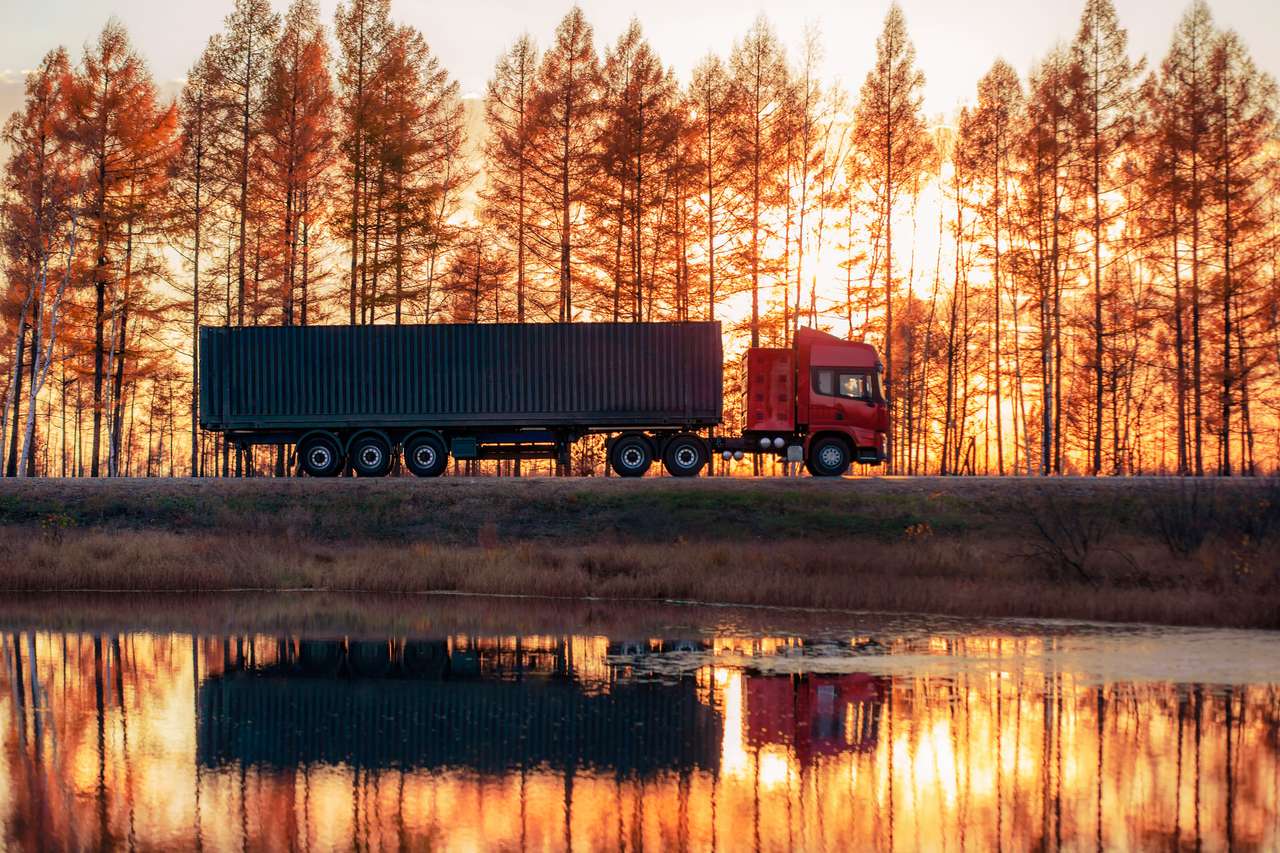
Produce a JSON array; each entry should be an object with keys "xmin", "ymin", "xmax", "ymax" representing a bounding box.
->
[{"xmin": 198, "ymin": 322, "xmax": 886, "ymax": 478}]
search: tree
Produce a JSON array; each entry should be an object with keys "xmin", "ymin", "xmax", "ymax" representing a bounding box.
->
[
  {"xmin": 594, "ymin": 19, "xmax": 680, "ymax": 322},
  {"xmin": 1143, "ymin": 1, "xmax": 1219, "ymax": 474},
  {"xmin": 528, "ymin": 6, "xmax": 600, "ymax": 322},
  {"xmin": 441, "ymin": 230, "xmax": 511, "ymax": 323},
  {"xmin": 2, "ymin": 48, "xmax": 77, "ymax": 477},
  {"xmin": 334, "ymin": 0, "xmax": 390, "ymax": 325},
  {"xmin": 789, "ymin": 26, "xmax": 824, "ymax": 345},
  {"xmin": 1069, "ymin": 0, "xmax": 1144, "ymax": 475},
  {"xmin": 1017, "ymin": 47, "xmax": 1079, "ymax": 475},
  {"xmin": 213, "ymin": 0, "xmax": 280, "ymax": 329},
  {"xmin": 685, "ymin": 54, "xmax": 737, "ymax": 322},
  {"xmin": 961, "ymin": 59, "xmax": 1023, "ymax": 474},
  {"xmin": 482, "ymin": 34, "xmax": 540, "ymax": 324},
  {"xmin": 1208, "ymin": 30, "xmax": 1277, "ymax": 475},
  {"xmin": 170, "ymin": 39, "xmax": 223, "ymax": 476},
  {"xmin": 377, "ymin": 25, "xmax": 467, "ymax": 324},
  {"xmin": 852, "ymin": 2, "xmax": 932, "ymax": 473},
  {"xmin": 260, "ymin": 0, "xmax": 335, "ymax": 327},
  {"xmin": 61, "ymin": 20, "xmax": 177, "ymax": 477},
  {"xmin": 727, "ymin": 14, "xmax": 789, "ymax": 348}
]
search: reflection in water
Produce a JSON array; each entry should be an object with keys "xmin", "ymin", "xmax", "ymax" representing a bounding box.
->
[{"xmin": 1, "ymin": 628, "xmax": 1278, "ymax": 850}]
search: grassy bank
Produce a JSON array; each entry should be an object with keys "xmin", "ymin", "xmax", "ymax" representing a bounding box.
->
[{"xmin": 1, "ymin": 477, "xmax": 1277, "ymax": 628}]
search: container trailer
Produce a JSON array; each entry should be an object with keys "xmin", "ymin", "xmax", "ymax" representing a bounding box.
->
[{"xmin": 198, "ymin": 322, "xmax": 886, "ymax": 478}]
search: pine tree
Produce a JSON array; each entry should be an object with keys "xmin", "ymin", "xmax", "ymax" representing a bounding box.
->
[
  {"xmin": 1069, "ymin": 0, "xmax": 1144, "ymax": 475},
  {"xmin": 169, "ymin": 39, "xmax": 223, "ymax": 476},
  {"xmin": 852, "ymin": 2, "xmax": 932, "ymax": 473},
  {"xmin": 686, "ymin": 54, "xmax": 737, "ymax": 323},
  {"xmin": 1141, "ymin": 1, "xmax": 1218, "ymax": 474},
  {"xmin": 334, "ymin": 0, "xmax": 391, "ymax": 324},
  {"xmin": 962, "ymin": 60, "xmax": 1022, "ymax": 474},
  {"xmin": 482, "ymin": 34, "xmax": 540, "ymax": 324},
  {"xmin": 260, "ymin": 0, "xmax": 334, "ymax": 327},
  {"xmin": 61, "ymin": 20, "xmax": 177, "ymax": 477},
  {"xmin": 212, "ymin": 0, "xmax": 279, "ymax": 329},
  {"xmin": 1208, "ymin": 30, "xmax": 1277, "ymax": 475},
  {"xmin": 727, "ymin": 14, "xmax": 789, "ymax": 349},
  {"xmin": 528, "ymin": 6, "xmax": 600, "ymax": 322},
  {"xmin": 1019, "ymin": 48, "xmax": 1078, "ymax": 474},
  {"xmin": 2, "ymin": 48, "xmax": 77, "ymax": 477},
  {"xmin": 595, "ymin": 19, "xmax": 680, "ymax": 322}
]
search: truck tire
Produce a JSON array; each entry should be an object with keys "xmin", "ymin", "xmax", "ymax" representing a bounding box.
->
[
  {"xmin": 299, "ymin": 435, "xmax": 343, "ymax": 478},
  {"xmin": 808, "ymin": 436, "xmax": 851, "ymax": 477},
  {"xmin": 350, "ymin": 434, "xmax": 393, "ymax": 478},
  {"xmin": 609, "ymin": 433, "xmax": 653, "ymax": 477},
  {"xmin": 405, "ymin": 434, "xmax": 448, "ymax": 478},
  {"xmin": 663, "ymin": 434, "xmax": 706, "ymax": 477}
]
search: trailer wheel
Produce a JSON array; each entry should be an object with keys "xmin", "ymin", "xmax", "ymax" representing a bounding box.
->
[
  {"xmin": 808, "ymin": 436, "xmax": 851, "ymax": 477},
  {"xmin": 663, "ymin": 434, "xmax": 706, "ymax": 477},
  {"xmin": 404, "ymin": 434, "xmax": 448, "ymax": 478},
  {"xmin": 350, "ymin": 434, "xmax": 393, "ymax": 478},
  {"xmin": 299, "ymin": 435, "xmax": 343, "ymax": 478},
  {"xmin": 609, "ymin": 434, "xmax": 653, "ymax": 478}
]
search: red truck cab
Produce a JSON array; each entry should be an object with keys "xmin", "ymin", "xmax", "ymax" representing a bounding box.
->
[{"xmin": 742, "ymin": 328, "xmax": 887, "ymax": 476}]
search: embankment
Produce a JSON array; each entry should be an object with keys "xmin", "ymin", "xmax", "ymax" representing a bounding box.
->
[{"xmin": 0, "ymin": 476, "xmax": 1276, "ymax": 628}]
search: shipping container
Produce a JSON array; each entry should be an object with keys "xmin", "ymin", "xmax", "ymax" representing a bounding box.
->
[{"xmin": 200, "ymin": 322, "xmax": 723, "ymax": 431}]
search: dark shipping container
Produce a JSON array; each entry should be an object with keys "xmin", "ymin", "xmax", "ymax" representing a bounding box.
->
[{"xmin": 199, "ymin": 322, "xmax": 723, "ymax": 431}]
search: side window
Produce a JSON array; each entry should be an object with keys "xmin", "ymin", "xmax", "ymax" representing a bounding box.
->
[
  {"xmin": 838, "ymin": 373, "xmax": 869, "ymax": 400},
  {"xmin": 814, "ymin": 369, "xmax": 835, "ymax": 396}
]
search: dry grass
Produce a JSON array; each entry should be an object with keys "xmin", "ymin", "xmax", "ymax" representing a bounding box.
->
[
  {"xmin": 0, "ymin": 526, "xmax": 1274, "ymax": 629},
  {"xmin": 0, "ymin": 477, "xmax": 1277, "ymax": 629}
]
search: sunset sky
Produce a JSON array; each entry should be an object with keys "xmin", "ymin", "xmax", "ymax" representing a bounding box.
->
[{"xmin": 2, "ymin": 0, "xmax": 1278, "ymax": 119}]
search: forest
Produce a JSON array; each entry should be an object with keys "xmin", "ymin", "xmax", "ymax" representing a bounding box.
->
[{"xmin": 0, "ymin": 0, "xmax": 1277, "ymax": 478}]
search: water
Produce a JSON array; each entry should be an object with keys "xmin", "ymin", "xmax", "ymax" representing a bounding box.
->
[{"xmin": 1, "ymin": 595, "xmax": 1278, "ymax": 851}]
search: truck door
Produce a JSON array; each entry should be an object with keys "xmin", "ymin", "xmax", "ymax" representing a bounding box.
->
[
  {"xmin": 810, "ymin": 369, "xmax": 875, "ymax": 427},
  {"xmin": 835, "ymin": 371, "xmax": 877, "ymax": 429}
]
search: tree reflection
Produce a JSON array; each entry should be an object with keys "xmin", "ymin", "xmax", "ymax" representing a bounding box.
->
[{"xmin": 0, "ymin": 630, "xmax": 1277, "ymax": 850}]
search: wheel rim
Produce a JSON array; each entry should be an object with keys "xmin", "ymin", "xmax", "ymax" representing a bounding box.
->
[
  {"xmin": 359, "ymin": 444, "xmax": 383, "ymax": 470},
  {"xmin": 674, "ymin": 445, "xmax": 699, "ymax": 469},
  {"xmin": 620, "ymin": 445, "xmax": 644, "ymax": 469},
  {"xmin": 413, "ymin": 445, "xmax": 437, "ymax": 470},
  {"xmin": 819, "ymin": 445, "xmax": 843, "ymax": 470},
  {"xmin": 308, "ymin": 446, "xmax": 332, "ymax": 471}
]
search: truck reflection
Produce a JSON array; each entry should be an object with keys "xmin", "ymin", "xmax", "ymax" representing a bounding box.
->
[
  {"xmin": 746, "ymin": 673, "xmax": 884, "ymax": 762},
  {"xmin": 197, "ymin": 637, "xmax": 888, "ymax": 781},
  {"xmin": 199, "ymin": 638, "xmax": 722, "ymax": 776}
]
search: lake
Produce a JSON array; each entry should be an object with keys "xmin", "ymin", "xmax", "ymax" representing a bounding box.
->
[{"xmin": 1, "ymin": 594, "xmax": 1278, "ymax": 850}]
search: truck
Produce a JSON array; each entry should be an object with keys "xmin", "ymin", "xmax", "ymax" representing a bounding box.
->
[{"xmin": 198, "ymin": 322, "xmax": 887, "ymax": 478}]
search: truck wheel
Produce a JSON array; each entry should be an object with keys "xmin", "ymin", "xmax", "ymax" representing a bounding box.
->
[
  {"xmin": 350, "ymin": 434, "xmax": 393, "ymax": 478},
  {"xmin": 609, "ymin": 434, "xmax": 653, "ymax": 478},
  {"xmin": 808, "ymin": 437, "xmax": 851, "ymax": 477},
  {"xmin": 300, "ymin": 435, "xmax": 343, "ymax": 478},
  {"xmin": 663, "ymin": 434, "xmax": 706, "ymax": 477},
  {"xmin": 405, "ymin": 434, "xmax": 448, "ymax": 478}
]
